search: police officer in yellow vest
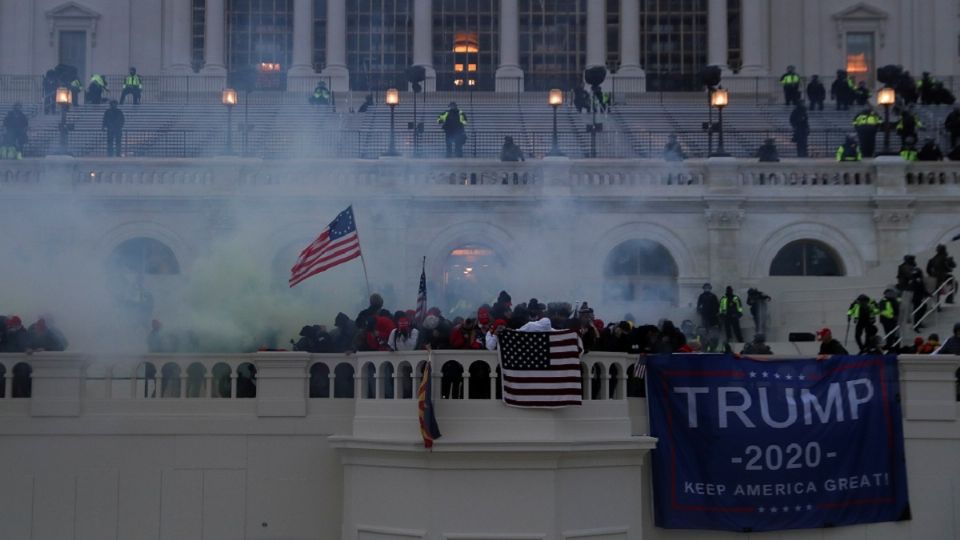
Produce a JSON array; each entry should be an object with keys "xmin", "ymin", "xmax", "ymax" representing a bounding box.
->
[
  {"xmin": 86, "ymin": 74, "xmax": 107, "ymax": 105},
  {"xmin": 900, "ymin": 136, "xmax": 919, "ymax": 161},
  {"xmin": 836, "ymin": 135, "xmax": 862, "ymax": 161},
  {"xmin": 877, "ymin": 289, "xmax": 899, "ymax": 350},
  {"xmin": 780, "ymin": 65, "xmax": 802, "ymax": 106},
  {"xmin": 852, "ymin": 107, "xmax": 881, "ymax": 157},
  {"xmin": 719, "ymin": 286, "xmax": 744, "ymax": 343},
  {"xmin": 121, "ymin": 67, "xmax": 142, "ymax": 105},
  {"xmin": 847, "ymin": 294, "xmax": 879, "ymax": 351},
  {"xmin": 437, "ymin": 102, "xmax": 468, "ymax": 158}
]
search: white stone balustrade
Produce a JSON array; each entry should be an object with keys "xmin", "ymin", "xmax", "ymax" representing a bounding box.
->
[{"xmin": 1, "ymin": 158, "xmax": 957, "ymax": 197}]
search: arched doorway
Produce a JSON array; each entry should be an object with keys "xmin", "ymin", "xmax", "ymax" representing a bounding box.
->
[
  {"xmin": 442, "ymin": 244, "xmax": 506, "ymax": 312},
  {"xmin": 603, "ymin": 239, "xmax": 679, "ymax": 304}
]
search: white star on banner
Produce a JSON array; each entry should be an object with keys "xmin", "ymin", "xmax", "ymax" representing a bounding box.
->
[
  {"xmin": 774, "ymin": 373, "xmax": 781, "ymax": 379},
  {"xmin": 771, "ymin": 507, "xmax": 778, "ymax": 513},
  {"xmin": 750, "ymin": 372, "xmax": 757, "ymax": 378},
  {"xmin": 807, "ymin": 504, "xmax": 813, "ymax": 510},
  {"xmin": 782, "ymin": 506, "xmax": 790, "ymax": 512},
  {"xmin": 758, "ymin": 507, "xmax": 765, "ymax": 513},
  {"xmin": 786, "ymin": 374, "xmax": 793, "ymax": 380},
  {"xmin": 762, "ymin": 372, "xmax": 769, "ymax": 378}
]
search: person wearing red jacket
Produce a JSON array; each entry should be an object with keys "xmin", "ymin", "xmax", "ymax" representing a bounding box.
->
[{"xmin": 450, "ymin": 318, "xmax": 484, "ymax": 349}]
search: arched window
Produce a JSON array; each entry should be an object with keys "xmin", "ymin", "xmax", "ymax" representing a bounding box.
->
[
  {"xmin": 236, "ymin": 363, "xmax": 257, "ymax": 399},
  {"xmin": 468, "ymin": 361, "xmax": 491, "ymax": 399},
  {"xmin": 604, "ymin": 239, "xmax": 678, "ymax": 304},
  {"xmin": 770, "ymin": 240, "xmax": 845, "ymax": 276},
  {"xmin": 212, "ymin": 363, "xmax": 232, "ymax": 398},
  {"xmin": 138, "ymin": 362, "xmax": 158, "ymax": 398},
  {"xmin": 109, "ymin": 237, "xmax": 180, "ymax": 275},
  {"xmin": 334, "ymin": 363, "xmax": 355, "ymax": 398},
  {"xmin": 380, "ymin": 362, "xmax": 395, "ymax": 399},
  {"xmin": 361, "ymin": 363, "xmax": 377, "ymax": 399},
  {"xmin": 309, "ymin": 363, "xmax": 330, "ymax": 398},
  {"xmin": 609, "ymin": 363, "xmax": 621, "ymax": 399},
  {"xmin": 160, "ymin": 363, "xmax": 181, "ymax": 398},
  {"xmin": 12, "ymin": 363, "xmax": 31, "ymax": 398},
  {"xmin": 397, "ymin": 362, "xmax": 413, "ymax": 399},
  {"xmin": 590, "ymin": 363, "xmax": 605, "ymax": 400},
  {"xmin": 440, "ymin": 361, "xmax": 464, "ymax": 399},
  {"xmin": 442, "ymin": 244, "xmax": 507, "ymax": 311},
  {"xmin": 186, "ymin": 363, "xmax": 206, "ymax": 398}
]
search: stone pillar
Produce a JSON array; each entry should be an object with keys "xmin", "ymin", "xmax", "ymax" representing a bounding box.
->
[
  {"xmin": 707, "ymin": 0, "xmax": 729, "ymax": 72},
  {"xmin": 586, "ymin": 0, "xmax": 606, "ymax": 69},
  {"xmin": 165, "ymin": 0, "xmax": 193, "ymax": 73},
  {"xmin": 288, "ymin": 0, "xmax": 315, "ymax": 77},
  {"xmin": 255, "ymin": 352, "xmax": 309, "ymax": 417},
  {"xmin": 614, "ymin": 0, "xmax": 645, "ymax": 90},
  {"xmin": 30, "ymin": 353, "xmax": 86, "ymax": 417},
  {"xmin": 739, "ymin": 0, "xmax": 767, "ymax": 74},
  {"xmin": 201, "ymin": 0, "xmax": 227, "ymax": 75},
  {"xmin": 412, "ymin": 0, "xmax": 436, "ymax": 91},
  {"xmin": 496, "ymin": 0, "xmax": 524, "ymax": 92},
  {"xmin": 319, "ymin": 0, "xmax": 349, "ymax": 91}
]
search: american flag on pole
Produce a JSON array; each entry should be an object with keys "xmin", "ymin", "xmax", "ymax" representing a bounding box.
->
[
  {"xmin": 498, "ymin": 329, "xmax": 583, "ymax": 408},
  {"xmin": 415, "ymin": 258, "xmax": 427, "ymax": 324},
  {"xmin": 289, "ymin": 206, "xmax": 361, "ymax": 287}
]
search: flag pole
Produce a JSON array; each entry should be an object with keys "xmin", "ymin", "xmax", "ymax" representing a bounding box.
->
[{"xmin": 351, "ymin": 204, "xmax": 372, "ymax": 296}]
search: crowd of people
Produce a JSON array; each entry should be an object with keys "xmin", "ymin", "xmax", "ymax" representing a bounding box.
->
[{"xmin": 0, "ymin": 315, "xmax": 68, "ymax": 353}]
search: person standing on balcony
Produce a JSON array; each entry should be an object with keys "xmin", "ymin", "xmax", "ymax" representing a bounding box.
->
[
  {"xmin": 120, "ymin": 67, "xmax": 143, "ymax": 105},
  {"xmin": 806, "ymin": 75, "xmax": 825, "ymax": 111},
  {"xmin": 573, "ymin": 83, "xmax": 590, "ymax": 114},
  {"xmin": 836, "ymin": 135, "xmax": 862, "ymax": 161},
  {"xmin": 2, "ymin": 102, "xmax": 28, "ymax": 156},
  {"xmin": 877, "ymin": 289, "xmax": 900, "ymax": 350},
  {"xmin": 852, "ymin": 107, "xmax": 881, "ymax": 157},
  {"xmin": 42, "ymin": 70, "xmax": 58, "ymax": 114},
  {"xmin": 926, "ymin": 244, "xmax": 956, "ymax": 305},
  {"xmin": 816, "ymin": 327, "xmax": 849, "ymax": 355},
  {"xmin": 696, "ymin": 283, "xmax": 720, "ymax": 333},
  {"xmin": 102, "ymin": 100, "xmax": 125, "ymax": 157},
  {"xmin": 756, "ymin": 138, "xmax": 780, "ymax": 162},
  {"xmin": 831, "ymin": 70, "xmax": 854, "ymax": 111},
  {"xmin": 917, "ymin": 139, "xmax": 943, "ymax": 161},
  {"xmin": 719, "ymin": 286, "xmax": 744, "ymax": 343},
  {"xmin": 309, "ymin": 81, "xmax": 331, "ymax": 105},
  {"xmin": 789, "ymin": 101, "xmax": 810, "ymax": 157},
  {"xmin": 437, "ymin": 102, "xmax": 468, "ymax": 158},
  {"xmin": 663, "ymin": 134, "xmax": 686, "ymax": 161},
  {"xmin": 918, "ymin": 72, "xmax": 938, "ymax": 105},
  {"xmin": 854, "ymin": 81, "xmax": 872, "ymax": 106},
  {"xmin": 86, "ymin": 74, "xmax": 108, "ymax": 104},
  {"xmin": 847, "ymin": 294, "xmax": 879, "ymax": 351},
  {"xmin": 780, "ymin": 65, "xmax": 802, "ymax": 106}
]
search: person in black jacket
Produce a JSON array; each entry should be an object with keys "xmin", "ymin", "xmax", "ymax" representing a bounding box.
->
[
  {"xmin": 806, "ymin": 75, "xmax": 826, "ymax": 111},
  {"xmin": 816, "ymin": 327, "xmax": 849, "ymax": 355},
  {"xmin": 499, "ymin": 136, "xmax": 524, "ymax": 162},
  {"xmin": 830, "ymin": 70, "xmax": 853, "ymax": 111},
  {"xmin": 756, "ymin": 138, "xmax": 780, "ymax": 162},
  {"xmin": 696, "ymin": 283, "xmax": 720, "ymax": 332},
  {"xmin": 0, "ymin": 316, "xmax": 29, "ymax": 353},
  {"xmin": 789, "ymin": 102, "xmax": 810, "ymax": 157},
  {"xmin": 945, "ymin": 105, "xmax": 960, "ymax": 149},
  {"xmin": 102, "ymin": 100, "xmax": 125, "ymax": 157},
  {"xmin": 3, "ymin": 102, "xmax": 28, "ymax": 153},
  {"xmin": 917, "ymin": 139, "xmax": 943, "ymax": 161}
]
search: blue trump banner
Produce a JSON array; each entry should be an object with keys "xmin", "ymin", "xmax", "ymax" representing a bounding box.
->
[{"xmin": 646, "ymin": 354, "xmax": 910, "ymax": 532}]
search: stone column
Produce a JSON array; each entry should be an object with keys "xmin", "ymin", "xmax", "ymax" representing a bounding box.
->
[
  {"xmin": 201, "ymin": 0, "xmax": 227, "ymax": 75},
  {"xmin": 586, "ymin": 0, "xmax": 606, "ymax": 69},
  {"xmin": 165, "ymin": 0, "xmax": 193, "ymax": 73},
  {"xmin": 614, "ymin": 0, "xmax": 645, "ymax": 90},
  {"xmin": 288, "ymin": 0, "xmax": 315, "ymax": 77},
  {"xmin": 739, "ymin": 0, "xmax": 767, "ymax": 74},
  {"xmin": 411, "ymin": 0, "xmax": 436, "ymax": 91},
  {"xmin": 319, "ymin": 0, "xmax": 349, "ymax": 91},
  {"xmin": 707, "ymin": 0, "xmax": 729, "ymax": 72},
  {"xmin": 495, "ymin": 0, "xmax": 524, "ymax": 91}
]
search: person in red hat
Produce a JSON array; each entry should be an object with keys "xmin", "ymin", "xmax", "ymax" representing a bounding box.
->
[
  {"xmin": 816, "ymin": 327, "xmax": 848, "ymax": 355},
  {"xmin": 485, "ymin": 318, "xmax": 507, "ymax": 350},
  {"xmin": 0, "ymin": 315, "xmax": 29, "ymax": 353},
  {"xmin": 387, "ymin": 315, "xmax": 418, "ymax": 351}
]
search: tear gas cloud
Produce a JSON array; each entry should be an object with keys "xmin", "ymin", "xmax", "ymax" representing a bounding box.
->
[{"xmin": 0, "ymin": 161, "xmax": 685, "ymax": 354}]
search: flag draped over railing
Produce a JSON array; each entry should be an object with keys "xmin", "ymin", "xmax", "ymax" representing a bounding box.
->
[
  {"xmin": 289, "ymin": 206, "xmax": 362, "ymax": 287},
  {"xmin": 418, "ymin": 358, "xmax": 441, "ymax": 448},
  {"xmin": 498, "ymin": 329, "xmax": 583, "ymax": 408}
]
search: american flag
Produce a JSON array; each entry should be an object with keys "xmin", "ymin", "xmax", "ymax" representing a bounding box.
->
[
  {"xmin": 498, "ymin": 329, "xmax": 583, "ymax": 408},
  {"xmin": 289, "ymin": 206, "xmax": 362, "ymax": 287},
  {"xmin": 415, "ymin": 258, "xmax": 427, "ymax": 324}
]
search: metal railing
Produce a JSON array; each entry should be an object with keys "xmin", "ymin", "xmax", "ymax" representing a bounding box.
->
[
  {"xmin": 883, "ymin": 276, "xmax": 957, "ymax": 348},
  {"xmin": 21, "ymin": 127, "xmax": 867, "ymax": 160}
]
